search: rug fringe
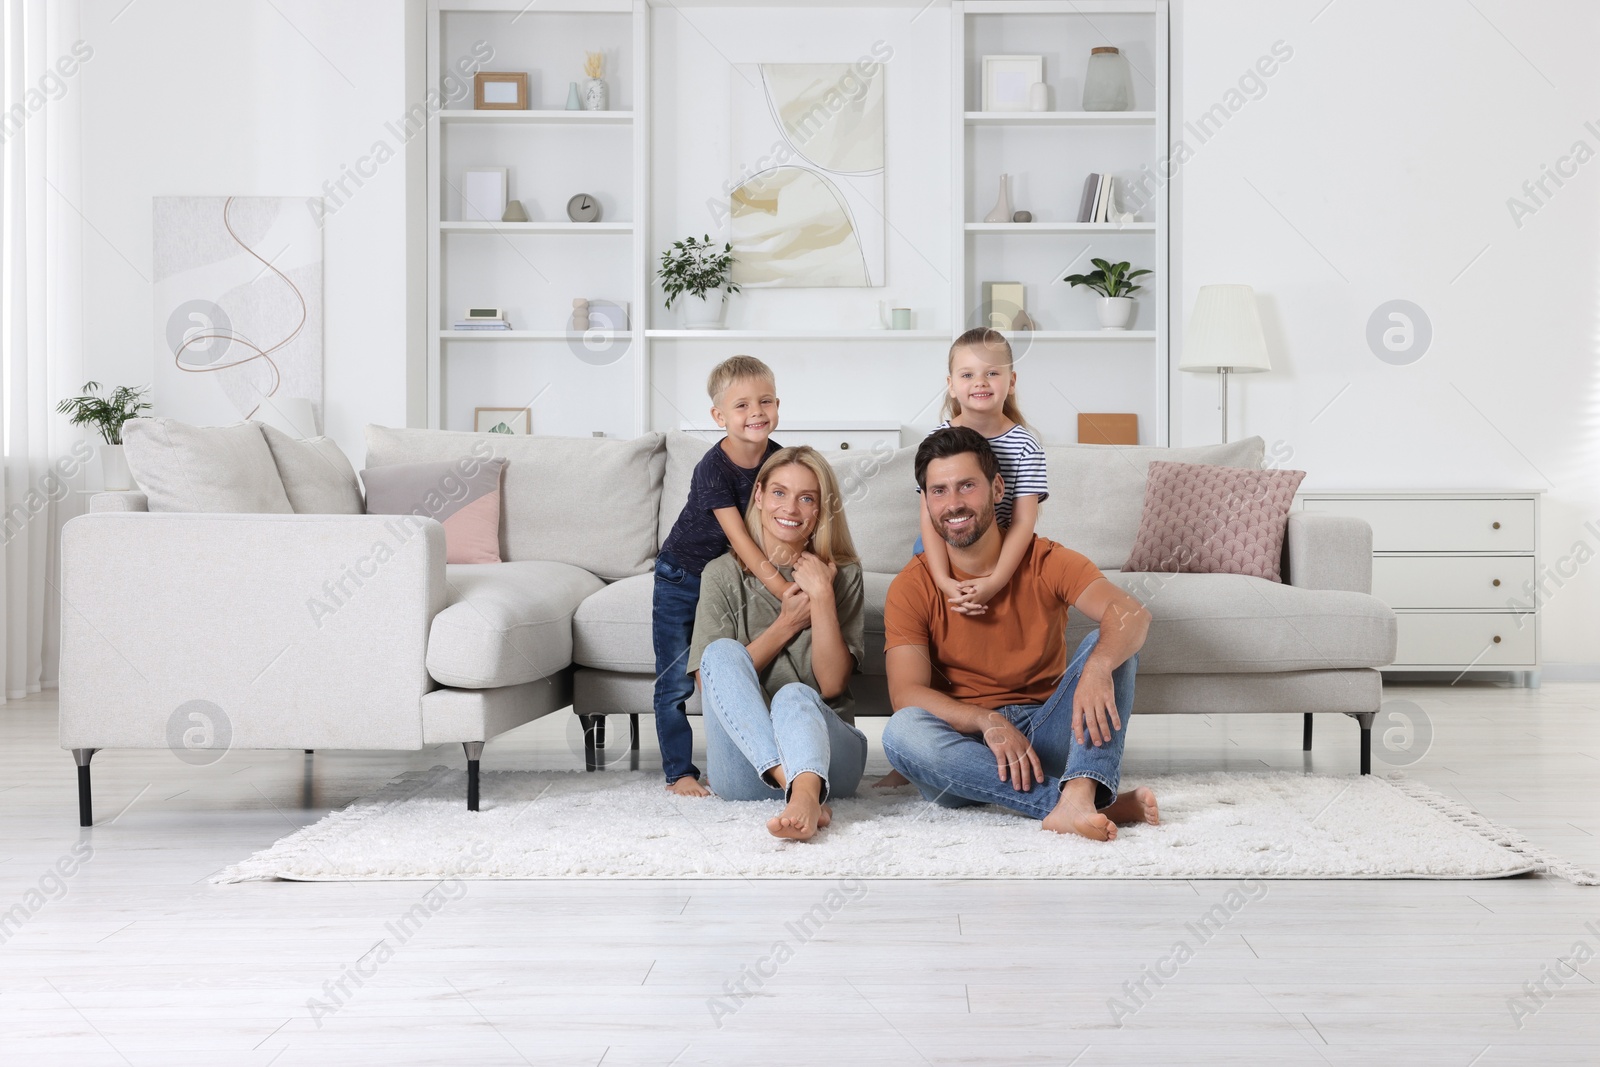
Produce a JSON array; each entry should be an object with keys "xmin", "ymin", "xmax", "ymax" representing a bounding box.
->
[{"xmin": 1381, "ymin": 775, "xmax": 1600, "ymax": 886}]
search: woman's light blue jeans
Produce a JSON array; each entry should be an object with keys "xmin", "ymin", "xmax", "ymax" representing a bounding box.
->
[{"xmin": 698, "ymin": 638, "xmax": 868, "ymax": 802}]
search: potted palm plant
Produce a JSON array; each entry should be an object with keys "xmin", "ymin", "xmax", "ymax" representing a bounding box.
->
[
  {"xmin": 657, "ymin": 235, "xmax": 740, "ymax": 329},
  {"xmin": 1062, "ymin": 258, "xmax": 1152, "ymax": 330},
  {"xmin": 56, "ymin": 382, "xmax": 151, "ymax": 490}
]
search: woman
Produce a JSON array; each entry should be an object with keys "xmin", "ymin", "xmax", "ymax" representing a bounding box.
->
[{"xmin": 687, "ymin": 446, "xmax": 867, "ymax": 841}]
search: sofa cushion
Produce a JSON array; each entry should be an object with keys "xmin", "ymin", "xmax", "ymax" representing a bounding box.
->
[
  {"xmin": 258, "ymin": 424, "xmax": 364, "ymax": 514},
  {"xmin": 862, "ymin": 570, "xmax": 893, "ymax": 676},
  {"xmin": 571, "ymin": 573, "xmax": 655, "ymax": 673},
  {"xmin": 1067, "ymin": 570, "xmax": 1395, "ymax": 674},
  {"xmin": 1123, "ymin": 461, "xmax": 1306, "ymax": 582},
  {"xmin": 1037, "ymin": 437, "xmax": 1266, "ymax": 569},
  {"xmin": 362, "ymin": 458, "xmax": 507, "ymax": 565},
  {"xmin": 427, "ymin": 561, "xmax": 604, "ymax": 688},
  {"xmin": 122, "ymin": 418, "xmax": 293, "ymax": 513},
  {"xmin": 367, "ymin": 426, "xmax": 665, "ymax": 579},
  {"xmin": 659, "ymin": 431, "xmax": 712, "ymax": 551}
]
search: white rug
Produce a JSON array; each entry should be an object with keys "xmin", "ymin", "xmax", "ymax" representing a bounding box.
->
[{"xmin": 213, "ymin": 769, "xmax": 1599, "ymax": 883}]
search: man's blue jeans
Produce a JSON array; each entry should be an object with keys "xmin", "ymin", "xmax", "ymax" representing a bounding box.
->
[
  {"xmin": 882, "ymin": 630, "xmax": 1136, "ymax": 820},
  {"xmin": 651, "ymin": 552, "xmax": 702, "ymax": 784}
]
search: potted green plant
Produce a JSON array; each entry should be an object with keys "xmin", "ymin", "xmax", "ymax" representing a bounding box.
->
[
  {"xmin": 56, "ymin": 382, "xmax": 151, "ymax": 490},
  {"xmin": 1061, "ymin": 258, "xmax": 1152, "ymax": 330},
  {"xmin": 657, "ymin": 234, "xmax": 739, "ymax": 329}
]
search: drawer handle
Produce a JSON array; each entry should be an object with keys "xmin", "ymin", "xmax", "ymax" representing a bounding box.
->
[
  {"xmin": 1492, "ymin": 521, "xmax": 1501, "ymax": 529},
  {"xmin": 1492, "ymin": 579, "xmax": 1501, "ymax": 587},
  {"xmin": 840, "ymin": 441, "xmax": 850, "ymax": 450},
  {"xmin": 1493, "ymin": 635, "xmax": 1502, "ymax": 644}
]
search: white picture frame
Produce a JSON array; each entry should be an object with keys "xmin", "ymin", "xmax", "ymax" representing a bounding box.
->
[
  {"xmin": 461, "ymin": 167, "xmax": 507, "ymax": 222},
  {"xmin": 982, "ymin": 55, "xmax": 1043, "ymax": 112}
]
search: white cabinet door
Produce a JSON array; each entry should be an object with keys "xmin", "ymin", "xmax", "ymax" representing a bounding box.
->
[
  {"xmin": 1372, "ymin": 556, "xmax": 1537, "ymax": 610},
  {"xmin": 1393, "ymin": 612, "xmax": 1536, "ymax": 666},
  {"xmin": 1304, "ymin": 498, "xmax": 1535, "ymax": 553}
]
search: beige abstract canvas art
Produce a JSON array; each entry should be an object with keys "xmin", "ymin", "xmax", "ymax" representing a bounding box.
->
[{"xmin": 730, "ymin": 62, "xmax": 885, "ymax": 288}]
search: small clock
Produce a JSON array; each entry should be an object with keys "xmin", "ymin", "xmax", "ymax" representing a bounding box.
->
[{"xmin": 566, "ymin": 194, "xmax": 602, "ymax": 223}]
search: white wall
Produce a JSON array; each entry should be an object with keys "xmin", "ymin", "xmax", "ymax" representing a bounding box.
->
[
  {"xmin": 1173, "ymin": 0, "xmax": 1600, "ymax": 669},
  {"xmin": 79, "ymin": 0, "xmax": 421, "ymax": 464}
]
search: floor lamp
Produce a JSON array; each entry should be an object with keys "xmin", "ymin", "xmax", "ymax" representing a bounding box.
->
[{"xmin": 1180, "ymin": 284, "xmax": 1272, "ymax": 443}]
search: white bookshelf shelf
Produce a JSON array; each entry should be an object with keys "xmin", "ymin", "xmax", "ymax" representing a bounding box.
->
[
  {"xmin": 964, "ymin": 222, "xmax": 1154, "ymax": 234},
  {"xmin": 439, "ymin": 331, "xmax": 600, "ymax": 341},
  {"xmin": 437, "ymin": 109, "xmax": 634, "ymax": 124},
  {"xmin": 646, "ymin": 330, "xmax": 950, "ymax": 341},
  {"xmin": 1002, "ymin": 330, "xmax": 1156, "ymax": 341},
  {"xmin": 439, "ymin": 221, "xmax": 633, "ymax": 234},
  {"xmin": 964, "ymin": 111, "xmax": 1156, "ymax": 126}
]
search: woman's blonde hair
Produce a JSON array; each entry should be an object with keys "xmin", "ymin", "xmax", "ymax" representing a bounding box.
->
[
  {"xmin": 743, "ymin": 446, "xmax": 859, "ymax": 567},
  {"xmin": 942, "ymin": 326, "xmax": 1028, "ymax": 427}
]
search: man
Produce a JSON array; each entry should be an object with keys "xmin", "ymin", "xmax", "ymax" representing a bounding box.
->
[{"xmin": 881, "ymin": 427, "xmax": 1159, "ymax": 841}]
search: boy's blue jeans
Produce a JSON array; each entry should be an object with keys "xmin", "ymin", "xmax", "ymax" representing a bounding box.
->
[
  {"xmin": 882, "ymin": 631, "xmax": 1135, "ymax": 820},
  {"xmin": 651, "ymin": 552, "xmax": 702, "ymax": 784}
]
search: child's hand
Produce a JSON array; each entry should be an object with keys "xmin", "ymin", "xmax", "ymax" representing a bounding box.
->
[
  {"xmin": 936, "ymin": 576, "xmax": 967, "ymax": 606},
  {"xmin": 779, "ymin": 582, "xmax": 813, "ymax": 633},
  {"xmin": 948, "ymin": 576, "xmax": 1003, "ymax": 615}
]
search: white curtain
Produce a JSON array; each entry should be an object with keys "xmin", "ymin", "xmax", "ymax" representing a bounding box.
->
[{"xmin": 1, "ymin": 0, "xmax": 83, "ymax": 699}]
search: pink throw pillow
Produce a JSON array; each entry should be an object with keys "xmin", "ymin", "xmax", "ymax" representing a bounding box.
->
[
  {"xmin": 361, "ymin": 458, "xmax": 506, "ymax": 564},
  {"xmin": 1122, "ymin": 460, "xmax": 1306, "ymax": 582}
]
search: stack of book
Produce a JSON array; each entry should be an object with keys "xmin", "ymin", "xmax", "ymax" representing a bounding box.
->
[
  {"xmin": 1076, "ymin": 173, "xmax": 1119, "ymax": 223},
  {"xmin": 452, "ymin": 317, "xmax": 512, "ymax": 331}
]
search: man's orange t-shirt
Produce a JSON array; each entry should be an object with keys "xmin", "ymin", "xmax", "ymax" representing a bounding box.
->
[{"xmin": 883, "ymin": 536, "xmax": 1104, "ymax": 709}]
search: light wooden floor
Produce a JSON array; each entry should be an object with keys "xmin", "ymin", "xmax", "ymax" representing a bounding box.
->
[{"xmin": 3, "ymin": 682, "xmax": 1599, "ymax": 1065}]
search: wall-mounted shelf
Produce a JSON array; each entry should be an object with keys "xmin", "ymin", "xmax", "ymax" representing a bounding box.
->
[
  {"xmin": 1001, "ymin": 330, "xmax": 1156, "ymax": 341},
  {"xmin": 964, "ymin": 111, "xmax": 1156, "ymax": 126},
  {"xmin": 439, "ymin": 221, "xmax": 633, "ymax": 234},
  {"xmin": 645, "ymin": 330, "xmax": 951, "ymax": 341},
  {"xmin": 437, "ymin": 109, "xmax": 634, "ymax": 124},
  {"xmin": 439, "ymin": 331, "xmax": 627, "ymax": 341},
  {"xmin": 964, "ymin": 222, "xmax": 1155, "ymax": 234}
]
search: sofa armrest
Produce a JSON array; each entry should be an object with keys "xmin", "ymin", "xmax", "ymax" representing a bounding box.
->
[
  {"xmin": 89, "ymin": 491, "xmax": 148, "ymax": 513},
  {"xmin": 1284, "ymin": 511, "xmax": 1372, "ymax": 593},
  {"xmin": 59, "ymin": 513, "xmax": 447, "ymax": 751}
]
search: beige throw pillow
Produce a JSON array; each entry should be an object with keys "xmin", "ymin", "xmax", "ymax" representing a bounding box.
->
[
  {"xmin": 121, "ymin": 418, "xmax": 293, "ymax": 513},
  {"xmin": 258, "ymin": 424, "xmax": 364, "ymax": 514}
]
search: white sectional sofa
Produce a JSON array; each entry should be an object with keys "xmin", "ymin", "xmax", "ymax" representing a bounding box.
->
[{"xmin": 58, "ymin": 424, "xmax": 1396, "ymax": 825}]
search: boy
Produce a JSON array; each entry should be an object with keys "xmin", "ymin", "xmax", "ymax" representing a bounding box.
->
[{"xmin": 654, "ymin": 356, "xmax": 792, "ymax": 796}]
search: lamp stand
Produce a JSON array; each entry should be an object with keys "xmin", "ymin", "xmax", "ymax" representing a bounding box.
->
[{"xmin": 1217, "ymin": 367, "xmax": 1231, "ymax": 443}]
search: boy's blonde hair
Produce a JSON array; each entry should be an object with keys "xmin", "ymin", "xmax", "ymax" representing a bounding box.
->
[
  {"xmin": 707, "ymin": 355, "xmax": 776, "ymax": 407},
  {"xmin": 943, "ymin": 327, "xmax": 1028, "ymax": 427},
  {"xmin": 744, "ymin": 446, "xmax": 860, "ymax": 568}
]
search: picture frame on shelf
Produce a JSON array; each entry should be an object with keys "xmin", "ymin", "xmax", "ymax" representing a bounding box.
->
[
  {"xmin": 474, "ymin": 72, "xmax": 528, "ymax": 110},
  {"xmin": 474, "ymin": 406, "xmax": 532, "ymax": 435},
  {"xmin": 981, "ymin": 55, "xmax": 1043, "ymax": 112},
  {"xmin": 461, "ymin": 168, "xmax": 508, "ymax": 222}
]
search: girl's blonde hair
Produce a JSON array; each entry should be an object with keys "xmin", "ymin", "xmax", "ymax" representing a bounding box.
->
[
  {"xmin": 942, "ymin": 326, "xmax": 1028, "ymax": 427},
  {"xmin": 743, "ymin": 446, "xmax": 860, "ymax": 567}
]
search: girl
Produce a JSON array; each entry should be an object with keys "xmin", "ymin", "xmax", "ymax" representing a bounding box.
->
[{"xmin": 918, "ymin": 327, "xmax": 1047, "ymax": 615}]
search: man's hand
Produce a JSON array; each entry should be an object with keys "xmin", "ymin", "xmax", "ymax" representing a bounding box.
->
[
  {"xmin": 778, "ymin": 582, "xmax": 813, "ymax": 635},
  {"xmin": 983, "ymin": 713, "xmax": 1043, "ymax": 791},
  {"xmin": 1072, "ymin": 663, "xmax": 1122, "ymax": 747},
  {"xmin": 791, "ymin": 552, "xmax": 837, "ymax": 602}
]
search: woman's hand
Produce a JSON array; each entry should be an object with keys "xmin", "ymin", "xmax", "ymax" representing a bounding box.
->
[
  {"xmin": 778, "ymin": 582, "xmax": 813, "ymax": 636},
  {"xmin": 791, "ymin": 552, "xmax": 837, "ymax": 603}
]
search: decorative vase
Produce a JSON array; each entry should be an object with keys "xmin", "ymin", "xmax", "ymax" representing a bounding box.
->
[
  {"xmin": 683, "ymin": 291, "xmax": 727, "ymax": 329},
  {"xmin": 983, "ymin": 174, "xmax": 1013, "ymax": 223},
  {"xmin": 565, "ymin": 82, "xmax": 582, "ymax": 110},
  {"xmin": 1097, "ymin": 296, "xmax": 1134, "ymax": 330},
  {"xmin": 100, "ymin": 443, "xmax": 133, "ymax": 491},
  {"xmin": 583, "ymin": 78, "xmax": 608, "ymax": 111},
  {"xmin": 1082, "ymin": 46, "xmax": 1133, "ymax": 111},
  {"xmin": 1028, "ymin": 81, "xmax": 1049, "ymax": 112}
]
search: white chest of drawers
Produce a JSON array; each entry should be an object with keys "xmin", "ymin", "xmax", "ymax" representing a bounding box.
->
[{"xmin": 1298, "ymin": 490, "xmax": 1542, "ymax": 687}]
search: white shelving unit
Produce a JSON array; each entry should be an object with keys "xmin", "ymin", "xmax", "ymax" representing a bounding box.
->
[{"xmin": 952, "ymin": 0, "xmax": 1170, "ymax": 444}]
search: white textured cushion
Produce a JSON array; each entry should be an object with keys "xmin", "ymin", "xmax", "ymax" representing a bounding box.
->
[
  {"xmin": 366, "ymin": 426, "xmax": 665, "ymax": 580},
  {"xmin": 571, "ymin": 573, "xmax": 655, "ymax": 672},
  {"xmin": 658, "ymin": 431, "xmax": 713, "ymax": 550},
  {"xmin": 121, "ymin": 418, "xmax": 293, "ymax": 513},
  {"xmin": 427, "ymin": 561, "xmax": 604, "ymax": 688},
  {"xmin": 258, "ymin": 424, "xmax": 363, "ymax": 514}
]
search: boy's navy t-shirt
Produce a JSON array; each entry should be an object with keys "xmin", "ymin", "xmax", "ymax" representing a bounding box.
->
[{"xmin": 659, "ymin": 438, "xmax": 781, "ymax": 576}]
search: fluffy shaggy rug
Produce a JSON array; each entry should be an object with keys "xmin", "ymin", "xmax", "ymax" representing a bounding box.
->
[{"xmin": 213, "ymin": 769, "xmax": 1598, "ymax": 883}]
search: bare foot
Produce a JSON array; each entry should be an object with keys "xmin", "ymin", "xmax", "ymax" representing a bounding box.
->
[
  {"xmin": 873, "ymin": 770, "xmax": 909, "ymax": 788},
  {"xmin": 767, "ymin": 772, "xmax": 826, "ymax": 841},
  {"xmin": 667, "ymin": 776, "xmax": 711, "ymax": 798},
  {"xmin": 1101, "ymin": 786, "xmax": 1160, "ymax": 827},
  {"xmin": 1041, "ymin": 779, "xmax": 1117, "ymax": 841}
]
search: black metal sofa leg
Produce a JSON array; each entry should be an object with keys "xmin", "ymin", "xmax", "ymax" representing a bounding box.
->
[
  {"xmin": 1352, "ymin": 712, "xmax": 1375, "ymax": 775},
  {"xmin": 1302, "ymin": 713, "xmax": 1313, "ymax": 752},
  {"xmin": 73, "ymin": 748, "xmax": 97, "ymax": 827},
  {"xmin": 464, "ymin": 742, "xmax": 484, "ymax": 811},
  {"xmin": 630, "ymin": 713, "xmax": 640, "ymax": 752}
]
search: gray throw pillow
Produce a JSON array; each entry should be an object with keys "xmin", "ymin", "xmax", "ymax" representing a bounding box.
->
[{"xmin": 121, "ymin": 418, "xmax": 293, "ymax": 513}]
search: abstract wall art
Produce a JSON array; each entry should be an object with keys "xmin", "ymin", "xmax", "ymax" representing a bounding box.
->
[
  {"xmin": 153, "ymin": 196, "xmax": 323, "ymax": 426},
  {"xmin": 729, "ymin": 62, "xmax": 884, "ymax": 288}
]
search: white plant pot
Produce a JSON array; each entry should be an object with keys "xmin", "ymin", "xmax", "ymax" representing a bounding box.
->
[
  {"xmin": 1097, "ymin": 296, "xmax": 1134, "ymax": 330},
  {"xmin": 100, "ymin": 443, "xmax": 133, "ymax": 491},
  {"xmin": 683, "ymin": 291, "xmax": 728, "ymax": 330}
]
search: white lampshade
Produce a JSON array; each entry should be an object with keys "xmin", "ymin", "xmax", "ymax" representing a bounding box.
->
[
  {"xmin": 251, "ymin": 395, "xmax": 319, "ymax": 439},
  {"xmin": 1180, "ymin": 284, "xmax": 1271, "ymax": 373}
]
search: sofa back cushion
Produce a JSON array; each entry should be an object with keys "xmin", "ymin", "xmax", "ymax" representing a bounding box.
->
[
  {"xmin": 1035, "ymin": 438, "xmax": 1266, "ymax": 569},
  {"xmin": 258, "ymin": 424, "xmax": 364, "ymax": 514},
  {"xmin": 365, "ymin": 426, "xmax": 664, "ymax": 580},
  {"xmin": 121, "ymin": 418, "xmax": 293, "ymax": 513}
]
